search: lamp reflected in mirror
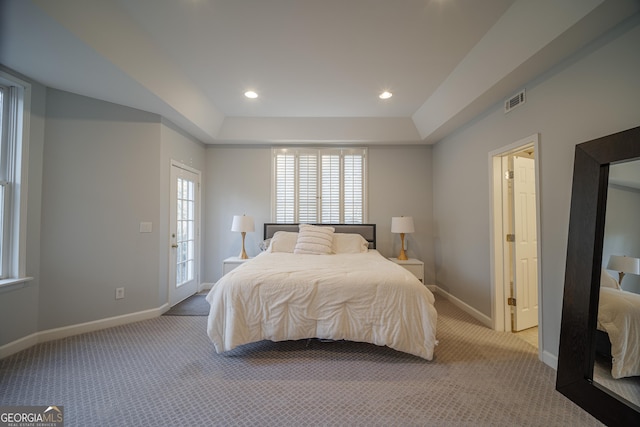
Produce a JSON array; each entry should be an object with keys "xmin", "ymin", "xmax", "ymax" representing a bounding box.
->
[{"xmin": 607, "ymin": 255, "xmax": 640, "ymax": 287}]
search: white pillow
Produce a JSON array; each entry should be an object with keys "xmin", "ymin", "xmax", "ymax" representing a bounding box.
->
[
  {"xmin": 294, "ymin": 224, "xmax": 335, "ymax": 255},
  {"xmin": 269, "ymin": 231, "xmax": 299, "ymax": 253},
  {"xmin": 601, "ymin": 268, "xmax": 621, "ymax": 290},
  {"xmin": 333, "ymin": 233, "xmax": 369, "ymax": 254}
]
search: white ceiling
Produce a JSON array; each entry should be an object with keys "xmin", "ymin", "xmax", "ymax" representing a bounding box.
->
[{"xmin": 2, "ymin": 0, "xmax": 639, "ymax": 144}]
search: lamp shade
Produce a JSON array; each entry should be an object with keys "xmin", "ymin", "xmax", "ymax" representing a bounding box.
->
[
  {"xmin": 231, "ymin": 215, "xmax": 255, "ymax": 233},
  {"xmin": 607, "ymin": 255, "xmax": 640, "ymax": 275},
  {"xmin": 391, "ymin": 216, "xmax": 415, "ymax": 234}
]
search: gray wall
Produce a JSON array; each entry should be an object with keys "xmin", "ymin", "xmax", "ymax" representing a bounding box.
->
[
  {"xmin": 432, "ymin": 14, "xmax": 640, "ymax": 362},
  {"xmin": 35, "ymin": 89, "xmax": 206, "ymax": 331},
  {"xmin": 204, "ymin": 145, "xmax": 434, "ymax": 284},
  {"xmin": 603, "ymin": 185, "xmax": 640, "ymax": 293},
  {"xmin": 38, "ymin": 89, "xmax": 162, "ymax": 329},
  {"xmin": 368, "ymin": 146, "xmax": 434, "ymax": 285},
  {"xmin": 204, "ymin": 146, "xmax": 271, "ymax": 283}
]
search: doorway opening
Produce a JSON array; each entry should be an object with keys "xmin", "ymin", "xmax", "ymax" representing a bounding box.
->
[{"xmin": 490, "ymin": 134, "xmax": 542, "ymax": 355}]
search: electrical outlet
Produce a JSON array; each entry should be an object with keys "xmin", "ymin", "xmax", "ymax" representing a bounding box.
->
[{"xmin": 115, "ymin": 287, "xmax": 125, "ymax": 300}]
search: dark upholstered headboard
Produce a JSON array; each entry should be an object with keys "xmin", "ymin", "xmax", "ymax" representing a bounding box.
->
[{"xmin": 263, "ymin": 223, "xmax": 376, "ymax": 249}]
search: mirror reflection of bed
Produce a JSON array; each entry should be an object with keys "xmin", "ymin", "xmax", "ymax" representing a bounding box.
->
[{"xmin": 595, "ymin": 158, "xmax": 640, "ymax": 408}]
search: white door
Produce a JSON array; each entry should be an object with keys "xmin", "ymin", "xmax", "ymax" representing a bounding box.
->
[
  {"xmin": 512, "ymin": 156, "xmax": 538, "ymax": 331},
  {"xmin": 169, "ymin": 163, "xmax": 200, "ymax": 306}
]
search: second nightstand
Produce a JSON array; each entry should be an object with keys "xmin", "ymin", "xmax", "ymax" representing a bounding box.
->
[{"xmin": 388, "ymin": 258, "xmax": 424, "ymax": 283}]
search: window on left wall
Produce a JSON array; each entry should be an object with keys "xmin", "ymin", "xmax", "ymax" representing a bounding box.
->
[{"xmin": 0, "ymin": 71, "xmax": 30, "ymax": 284}]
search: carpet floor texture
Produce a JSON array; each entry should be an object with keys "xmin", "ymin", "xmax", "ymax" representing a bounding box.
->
[{"xmin": 0, "ymin": 295, "xmax": 603, "ymax": 426}]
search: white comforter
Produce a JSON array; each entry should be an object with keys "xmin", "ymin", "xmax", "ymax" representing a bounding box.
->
[
  {"xmin": 598, "ymin": 287, "xmax": 640, "ymax": 378},
  {"xmin": 206, "ymin": 250, "xmax": 437, "ymax": 359}
]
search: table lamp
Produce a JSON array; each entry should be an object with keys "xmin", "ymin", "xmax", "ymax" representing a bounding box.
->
[
  {"xmin": 391, "ymin": 216, "xmax": 414, "ymax": 261},
  {"xmin": 231, "ymin": 215, "xmax": 255, "ymax": 259}
]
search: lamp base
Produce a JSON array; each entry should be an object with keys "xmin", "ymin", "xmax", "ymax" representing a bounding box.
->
[
  {"xmin": 239, "ymin": 232, "xmax": 249, "ymax": 259},
  {"xmin": 397, "ymin": 233, "xmax": 408, "ymax": 260}
]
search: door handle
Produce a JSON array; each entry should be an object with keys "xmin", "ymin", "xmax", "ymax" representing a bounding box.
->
[{"xmin": 171, "ymin": 244, "xmax": 179, "ymax": 248}]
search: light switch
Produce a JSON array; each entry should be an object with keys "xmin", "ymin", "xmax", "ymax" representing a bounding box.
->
[{"xmin": 139, "ymin": 222, "xmax": 153, "ymax": 233}]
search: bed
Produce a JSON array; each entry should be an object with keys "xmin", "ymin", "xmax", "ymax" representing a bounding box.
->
[
  {"xmin": 597, "ymin": 269, "xmax": 640, "ymax": 378},
  {"xmin": 205, "ymin": 223, "xmax": 438, "ymax": 360}
]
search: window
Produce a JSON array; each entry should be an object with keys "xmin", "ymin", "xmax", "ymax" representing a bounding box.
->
[
  {"xmin": 272, "ymin": 148, "xmax": 367, "ymax": 223},
  {"xmin": 176, "ymin": 176, "xmax": 196, "ymax": 286},
  {"xmin": 0, "ymin": 71, "xmax": 30, "ymax": 283},
  {"xmin": 0, "ymin": 85, "xmax": 6, "ymax": 276}
]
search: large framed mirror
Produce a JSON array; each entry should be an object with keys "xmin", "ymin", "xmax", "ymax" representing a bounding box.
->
[{"xmin": 557, "ymin": 125, "xmax": 640, "ymax": 425}]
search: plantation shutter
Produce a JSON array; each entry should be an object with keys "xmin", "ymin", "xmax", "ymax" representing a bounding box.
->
[
  {"xmin": 273, "ymin": 148, "xmax": 366, "ymax": 224},
  {"xmin": 275, "ymin": 151, "xmax": 295, "ymax": 223},
  {"xmin": 343, "ymin": 151, "xmax": 364, "ymax": 224},
  {"xmin": 320, "ymin": 151, "xmax": 340, "ymax": 223},
  {"xmin": 297, "ymin": 151, "xmax": 318, "ymax": 223}
]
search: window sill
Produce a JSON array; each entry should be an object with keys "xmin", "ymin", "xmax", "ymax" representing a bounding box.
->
[{"xmin": 0, "ymin": 276, "xmax": 34, "ymax": 293}]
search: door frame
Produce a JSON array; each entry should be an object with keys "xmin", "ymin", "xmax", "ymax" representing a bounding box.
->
[
  {"xmin": 489, "ymin": 134, "xmax": 542, "ymax": 351},
  {"xmin": 168, "ymin": 160, "xmax": 202, "ymax": 306}
]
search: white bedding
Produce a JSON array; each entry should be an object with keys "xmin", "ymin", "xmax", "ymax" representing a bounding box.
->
[
  {"xmin": 598, "ymin": 287, "xmax": 640, "ymax": 378},
  {"xmin": 206, "ymin": 250, "xmax": 438, "ymax": 359}
]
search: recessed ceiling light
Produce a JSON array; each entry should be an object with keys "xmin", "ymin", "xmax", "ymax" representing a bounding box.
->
[
  {"xmin": 379, "ymin": 91, "xmax": 392, "ymax": 100},
  {"xmin": 244, "ymin": 90, "xmax": 258, "ymax": 99}
]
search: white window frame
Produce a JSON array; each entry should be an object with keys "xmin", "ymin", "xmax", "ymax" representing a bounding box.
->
[
  {"xmin": 271, "ymin": 147, "xmax": 368, "ymax": 224},
  {"xmin": 0, "ymin": 70, "xmax": 32, "ymax": 287}
]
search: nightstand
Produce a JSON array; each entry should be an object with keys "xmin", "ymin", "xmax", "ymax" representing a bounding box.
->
[
  {"xmin": 223, "ymin": 257, "xmax": 252, "ymax": 275},
  {"xmin": 388, "ymin": 258, "xmax": 424, "ymax": 283}
]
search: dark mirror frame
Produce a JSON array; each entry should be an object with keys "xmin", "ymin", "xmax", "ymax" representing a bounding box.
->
[{"xmin": 556, "ymin": 125, "xmax": 640, "ymax": 425}]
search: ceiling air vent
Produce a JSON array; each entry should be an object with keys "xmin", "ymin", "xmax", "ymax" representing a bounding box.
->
[{"xmin": 504, "ymin": 89, "xmax": 526, "ymax": 113}]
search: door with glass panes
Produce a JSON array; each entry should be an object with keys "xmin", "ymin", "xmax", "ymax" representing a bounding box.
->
[{"xmin": 169, "ymin": 163, "xmax": 200, "ymax": 306}]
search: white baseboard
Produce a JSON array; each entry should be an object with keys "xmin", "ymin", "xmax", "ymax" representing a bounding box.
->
[
  {"xmin": 542, "ymin": 350, "xmax": 558, "ymax": 370},
  {"xmin": 0, "ymin": 333, "xmax": 39, "ymax": 359},
  {"xmin": 199, "ymin": 282, "xmax": 214, "ymax": 292},
  {"xmin": 432, "ymin": 285, "xmax": 493, "ymax": 328},
  {"xmin": 0, "ymin": 304, "xmax": 168, "ymax": 359}
]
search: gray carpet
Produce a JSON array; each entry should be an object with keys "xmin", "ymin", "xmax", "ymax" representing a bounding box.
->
[
  {"xmin": 0, "ymin": 295, "xmax": 603, "ymax": 426},
  {"xmin": 163, "ymin": 294, "xmax": 209, "ymax": 316}
]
